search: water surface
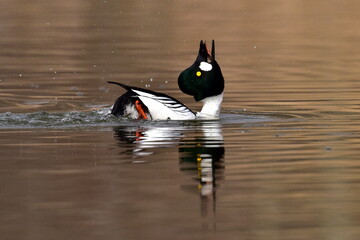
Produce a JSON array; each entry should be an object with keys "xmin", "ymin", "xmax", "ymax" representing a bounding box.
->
[{"xmin": 1, "ymin": 0, "xmax": 360, "ymax": 239}]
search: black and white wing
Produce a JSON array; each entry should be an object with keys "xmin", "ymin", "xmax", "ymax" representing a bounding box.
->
[{"xmin": 108, "ymin": 81, "xmax": 196, "ymax": 120}]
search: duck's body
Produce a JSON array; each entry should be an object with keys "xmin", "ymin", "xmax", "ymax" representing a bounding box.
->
[
  {"xmin": 108, "ymin": 40, "xmax": 225, "ymax": 120},
  {"xmin": 108, "ymin": 81, "xmax": 195, "ymax": 120}
]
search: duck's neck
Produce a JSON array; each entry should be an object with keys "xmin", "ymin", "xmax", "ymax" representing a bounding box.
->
[{"xmin": 197, "ymin": 93, "xmax": 224, "ymax": 118}]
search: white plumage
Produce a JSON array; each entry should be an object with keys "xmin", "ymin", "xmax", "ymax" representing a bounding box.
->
[{"xmin": 132, "ymin": 89, "xmax": 196, "ymax": 120}]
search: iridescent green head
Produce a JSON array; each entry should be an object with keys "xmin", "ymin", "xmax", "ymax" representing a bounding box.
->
[{"xmin": 178, "ymin": 40, "xmax": 224, "ymax": 102}]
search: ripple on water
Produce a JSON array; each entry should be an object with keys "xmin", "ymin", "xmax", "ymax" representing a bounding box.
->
[{"xmin": 0, "ymin": 108, "xmax": 283, "ymax": 130}]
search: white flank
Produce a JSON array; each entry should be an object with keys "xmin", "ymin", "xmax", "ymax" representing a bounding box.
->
[
  {"xmin": 139, "ymin": 96, "xmax": 195, "ymax": 120},
  {"xmin": 199, "ymin": 61, "xmax": 213, "ymax": 71},
  {"xmin": 131, "ymin": 89, "xmax": 195, "ymax": 120}
]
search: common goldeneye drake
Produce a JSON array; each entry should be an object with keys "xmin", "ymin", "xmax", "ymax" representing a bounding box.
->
[{"xmin": 108, "ymin": 40, "xmax": 224, "ymax": 120}]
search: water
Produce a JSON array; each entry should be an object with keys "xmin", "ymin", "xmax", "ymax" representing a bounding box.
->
[{"xmin": 1, "ymin": 0, "xmax": 360, "ymax": 239}]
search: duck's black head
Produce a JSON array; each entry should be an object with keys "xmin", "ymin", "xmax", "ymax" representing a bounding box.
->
[{"xmin": 178, "ymin": 40, "xmax": 224, "ymax": 102}]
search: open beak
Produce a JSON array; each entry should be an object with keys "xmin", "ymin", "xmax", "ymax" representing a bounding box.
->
[{"xmin": 197, "ymin": 40, "xmax": 215, "ymax": 63}]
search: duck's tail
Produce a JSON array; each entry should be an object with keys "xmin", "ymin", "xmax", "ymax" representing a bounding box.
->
[{"xmin": 107, "ymin": 81, "xmax": 131, "ymax": 91}]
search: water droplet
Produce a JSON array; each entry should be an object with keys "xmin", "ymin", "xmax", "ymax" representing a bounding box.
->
[{"xmin": 324, "ymin": 146, "xmax": 332, "ymax": 151}]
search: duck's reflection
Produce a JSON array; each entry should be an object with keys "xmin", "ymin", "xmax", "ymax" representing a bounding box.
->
[
  {"xmin": 113, "ymin": 126, "xmax": 185, "ymax": 158},
  {"xmin": 113, "ymin": 122, "xmax": 224, "ymax": 230},
  {"xmin": 113, "ymin": 121, "xmax": 225, "ymax": 198},
  {"xmin": 178, "ymin": 122, "xmax": 224, "ymax": 198},
  {"xmin": 177, "ymin": 122, "xmax": 224, "ymax": 230},
  {"xmin": 113, "ymin": 122, "xmax": 224, "ymax": 196}
]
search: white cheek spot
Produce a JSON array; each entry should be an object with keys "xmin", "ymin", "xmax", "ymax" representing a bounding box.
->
[{"xmin": 199, "ymin": 61, "xmax": 213, "ymax": 71}]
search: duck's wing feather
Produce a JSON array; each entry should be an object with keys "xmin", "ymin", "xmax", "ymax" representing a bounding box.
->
[{"xmin": 107, "ymin": 81, "xmax": 195, "ymax": 120}]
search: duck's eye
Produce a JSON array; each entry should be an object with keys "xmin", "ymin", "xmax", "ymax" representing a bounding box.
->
[{"xmin": 196, "ymin": 71, "xmax": 202, "ymax": 77}]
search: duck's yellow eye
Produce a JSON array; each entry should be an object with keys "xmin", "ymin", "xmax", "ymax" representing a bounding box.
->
[{"xmin": 196, "ymin": 71, "xmax": 202, "ymax": 77}]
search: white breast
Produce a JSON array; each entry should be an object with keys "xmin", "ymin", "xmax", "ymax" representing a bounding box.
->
[{"xmin": 197, "ymin": 92, "xmax": 224, "ymax": 118}]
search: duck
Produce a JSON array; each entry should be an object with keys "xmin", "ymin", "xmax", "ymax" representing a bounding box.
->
[{"xmin": 108, "ymin": 40, "xmax": 224, "ymax": 120}]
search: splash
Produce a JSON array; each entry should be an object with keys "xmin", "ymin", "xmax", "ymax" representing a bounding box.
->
[
  {"xmin": 0, "ymin": 107, "xmax": 126, "ymax": 129},
  {"xmin": 0, "ymin": 108, "xmax": 275, "ymax": 130}
]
